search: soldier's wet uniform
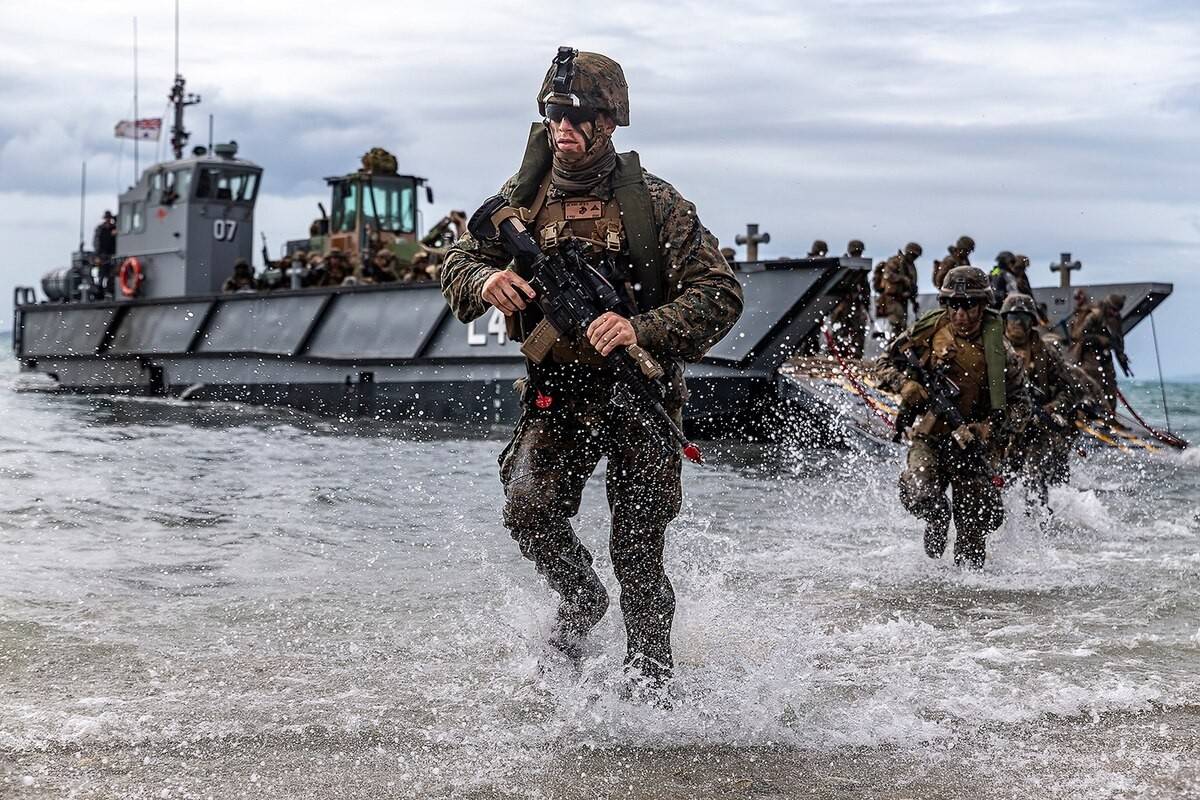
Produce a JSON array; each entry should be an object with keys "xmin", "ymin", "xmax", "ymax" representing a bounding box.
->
[
  {"xmin": 441, "ymin": 48, "xmax": 743, "ymax": 687},
  {"xmin": 1068, "ymin": 293, "xmax": 1130, "ymax": 416},
  {"xmin": 888, "ymin": 267, "xmax": 1030, "ymax": 568},
  {"xmin": 1001, "ymin": 293, "xmax": 1079, "ymax": 504}
]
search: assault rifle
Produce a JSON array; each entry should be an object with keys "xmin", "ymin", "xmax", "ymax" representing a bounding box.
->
[
  {"xmin": 468, "ymin": 195, "xmax": 703, "ymax": 464},
  {"xmin": 892, "ymin": 346, "xmax": 1004, "ymax": 488}
]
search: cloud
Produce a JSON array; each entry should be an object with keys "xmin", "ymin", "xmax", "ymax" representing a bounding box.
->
[{"xmin": 1, "ymin": 0, "xmax": 1198, "ymax": 376}]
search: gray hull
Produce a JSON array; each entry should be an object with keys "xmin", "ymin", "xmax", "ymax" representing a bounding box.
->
[{"xmin": 13, "ymin": 258, "xmax": 861, "ymax": 433}]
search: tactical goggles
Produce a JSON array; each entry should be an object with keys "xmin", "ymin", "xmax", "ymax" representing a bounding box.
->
[
  {"xmin": 545, "ymin": 103, "xmax": 599, "ymax": 126},
  {"xmin": 942, "ymin": 297, "xmax": 984, "ymax": 311}
]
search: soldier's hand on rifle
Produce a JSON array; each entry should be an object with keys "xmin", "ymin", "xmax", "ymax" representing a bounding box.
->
[
  {"xmin": 953, "ymin": 420, "xmax": 991, "ymax": 449},
  {"xmin": 482, "ymin": 269, "xmax": 536, "ymax": 314},
  {"xmin": 587, "ymin": 311, "xmax": 637, "ymax": 357},
  {"xmin": 899, "ymin": 380, "xmax": 928, "ymax": 407}
]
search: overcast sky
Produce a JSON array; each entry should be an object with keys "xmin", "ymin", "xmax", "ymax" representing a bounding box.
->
[{"xmin": 2, "ymin": 0, "xmax": 1197, "ymax": 376}]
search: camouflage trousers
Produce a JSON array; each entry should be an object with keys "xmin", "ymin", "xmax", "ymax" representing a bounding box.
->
[
  {"xmin": 828, "ymin": 306, "xmax": 868, "ymax": 360},
  {"xmin": 899, "ymin": 437, "xmax": 1004, "ymax": 567},
  {"xmin": 1008, "ymin": 422, "xmax": 1071, "ymax": 506},
  {"xmin": 876, "ymin": 296, "xmax": 910, "ymax": 342},
  {"xmin": 499, "ymin": 396, "xmax": 683, "ymax": 675}
]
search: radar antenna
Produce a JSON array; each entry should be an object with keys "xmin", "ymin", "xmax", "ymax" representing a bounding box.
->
[{"xmin": 168, "ymin": 0, "xmax": 200, "ymax": 160}]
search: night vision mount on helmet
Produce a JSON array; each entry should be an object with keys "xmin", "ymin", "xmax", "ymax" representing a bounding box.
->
[{"xmin": 538, "ymin": 47, "xmax": 630, "ymax": 126}]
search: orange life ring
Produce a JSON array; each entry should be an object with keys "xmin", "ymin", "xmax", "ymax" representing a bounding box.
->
[{"xmin": 118, "ymin": 257, "xmax": 143, "ymax": 298}]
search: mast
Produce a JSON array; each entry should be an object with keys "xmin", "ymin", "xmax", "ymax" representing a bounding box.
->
[
  {"xmin": 133, "ymin": 17, "xmax": 138, "ymax": 178},
  {"xmin": 168, "ymin": 0, "xmax": 200, "ymax": 160}
]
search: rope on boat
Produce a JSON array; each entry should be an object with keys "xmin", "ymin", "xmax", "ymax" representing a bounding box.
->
[
  {"xmin": 821, "ymin": 327, "xmax": 896, "ymax": 431},
  {"xmin": 1117, "ymin": 387, "xmax": 1188, "ymax": 450}
]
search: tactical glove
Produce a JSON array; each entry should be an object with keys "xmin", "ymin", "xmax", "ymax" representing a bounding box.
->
[{"xmin": 899, "ymin": 380, "xmax": 928, "ymax": 407}]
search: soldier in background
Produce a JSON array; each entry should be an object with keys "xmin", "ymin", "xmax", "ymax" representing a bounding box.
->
[
  {"xmin": 872, "ymin": 242, "xmax": 922, "ymax": 343},
  {"xmin": 719, "ymin": 246, "xmax": 738, "ymax": 269},
  {"xmin": 931, "ymin": 235, "xmax": 975, "ymax": 290},
  {"xmin": 1001, "ymin": 293, "xmax": 1078, "ymax": 504},
  {"xmin": 888, "ymin": 266, "xmax": 1029, "ymax": 569},
  {"xmin": 222, "ymin": 258, "xmax": 256, "ymax": 293},
  {"xmin": 827, "ymin": 240, "xmax": 870, "ymax": 358},
  {"xmin": 363, "ymin": 248, "xmax": 399, "ymax": 284},
  {"xmin": 807, "ymin": 240, "xmax": 829, "ymax": 258},
  {"xmin": 93, "ymin": 210, "xmax": 117, "ymax": 262},
  {"xmin": 399, "ymin": 251, "xmax": 433, "ymax": 283},
  {"xmin": 1068, "ymin": 293, "xmax": 1131, "ymax": 416}
]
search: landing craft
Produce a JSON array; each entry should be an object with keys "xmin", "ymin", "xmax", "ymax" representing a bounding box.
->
[{"xmin": 10, "ymin": 72, "xmax": 1177, "ymax": 444}]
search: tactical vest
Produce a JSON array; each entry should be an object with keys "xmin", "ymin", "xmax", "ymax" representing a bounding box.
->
[
  {"xmin": 910, "ymin": 308, "xmax": 1008, "ymax": 411},
  {"xmin": 509, "ymin": 123, "xmax": 665, "ymax": 312}
]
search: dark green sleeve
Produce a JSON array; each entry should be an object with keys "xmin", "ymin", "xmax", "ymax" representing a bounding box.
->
[
  {"xmin": 629, "ymin": 173, "xmax": 744, "ymax": 362},
  {"xmin": 439, "ymin": 176, "xmax": 518, "ymax": 323}
]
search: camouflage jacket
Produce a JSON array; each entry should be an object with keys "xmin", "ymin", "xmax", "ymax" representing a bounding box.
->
[
  {"xmin": 441, "ymin": 169, "xmax": 744, "ymax": 369},
  {"xmin": 873, "ymin": 252, "xmax": 918, "ymax": 301},
  {"xmin": 884, "ymin": 309, "xmax": 1030, "ymax": 446}
]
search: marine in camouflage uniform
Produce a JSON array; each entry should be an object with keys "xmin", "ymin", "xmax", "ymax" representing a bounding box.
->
[
  {"xmin": 888, "ymin": 266, "xmax": 1030, "ymax": 568},
  {"xmin": 440, "ymin": 48, "xmax": 743, "ymax": 687},
  {"xmin": 1067, "ymin": 292, "xmax": 1130, "ymax": 416},
  {"xmin": 827, "ymin": 240, "xmax": 870, "ymax": 358},
  {"xmin": 931, "ymin": 235, "xmax": 975, "ymax": 290},
  {"xmin": 872, "ymin": 242, "xmax": 922, "ymax": 343},
  {"xmin": 1001, "ymin": 293, "xmax": 1079, "ymax": 505}
]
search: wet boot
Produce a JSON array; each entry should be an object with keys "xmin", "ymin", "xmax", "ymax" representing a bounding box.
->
[
  {"xmin": 619, "ymin": 573, "xmax": 676, "ymax": 703},
  {"xmin": 953, "ymin": 530, "xmax": 987, "ymax": 570},
  {"xmin": 514, "ymin": 523, "xmax": 610, "ymax": 661},
  {"xmin": 547, "ymin": 569, "xmax": 609, "ymax": 661},
  {"xmin": 922, "ymin": 496, "xmax": 951, "ymax": 559}
]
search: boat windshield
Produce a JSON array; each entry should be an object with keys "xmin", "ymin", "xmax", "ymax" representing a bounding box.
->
[{"xmin": 194, "ymin": 167, "xmax": 259, "ymax": 204}]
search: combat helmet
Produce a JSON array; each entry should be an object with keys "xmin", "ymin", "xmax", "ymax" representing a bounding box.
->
[
  {"xmin": 955, "ymin": 235, "xmax": 976, "ymax": 253},
  {"xmin": 846, "ymin": 239, "xmax": 865, "ymax": 257},
  {"xmin": 1000, "ymin": 293, "xmax": 1038, "ymax": 318},
  {"xmin": 904, "ymin": 242, "xmax": 923, "ymax": 258},
  {"xmin": 808, "ymin": 239, "xmax": 828, "ymax": 257},
  {"xmin": 938, "ymin": 266, "xmax": 991, "ymax": 300},
  {"xmin": 1102, "ymin": 293, "xmax": 1126, "ymax": 311},
  {"xmin": 995, "ymin": 250, "xmax": 1015, "ymax": 268},
  {"xmin": 538, "ymin": 47, "xmax": 630, "ymax": 126}
]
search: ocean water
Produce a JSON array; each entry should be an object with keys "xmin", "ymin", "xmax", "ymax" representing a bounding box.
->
[{"xmin": 1, "ymin": 363, "xmax": 1198, "ymax": 799}]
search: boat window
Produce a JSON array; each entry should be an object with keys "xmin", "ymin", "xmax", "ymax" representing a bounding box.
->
[
  {"xmin": 118, "ymin": 203, "xmax": 133, "ymax": 234},
  {"xmin": 150, "ymin": 171, "xmax": 163, "ymax": 200},
  {"xmin": 364, "ymin": 181, "xmax": 416, "ymax": 234},
  {"xmin": 162, "ymin": 167, "xmax": 192, "ymax": 205},
  {"xmin": 131, "ymin": 201, "xmax": 145, "ymax": 232},
  {"xmin": 332, "ymin": 182, "xmax": 359, "ymax": 233},
  {"xmin": 194, "ymin": 168, "xmax": 259, "ymax": 203}
]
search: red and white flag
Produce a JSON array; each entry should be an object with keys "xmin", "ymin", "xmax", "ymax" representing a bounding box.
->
[{"xmin": 114, "ymin": 118, "xmax": 162, "ymax": 141}]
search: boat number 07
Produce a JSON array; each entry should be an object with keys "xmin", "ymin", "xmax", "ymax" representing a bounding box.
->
[
  {"xmin": 467, "ymin": 308, "xmax": 508, "ymax": 346},
  {"xmin": 213, "ymin": 220, "xmax": 238, "ymax": 241}
]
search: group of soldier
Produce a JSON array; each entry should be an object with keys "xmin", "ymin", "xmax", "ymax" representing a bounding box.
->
[
  {"xmin": 433, "ymin": 46, "xmax": 1148, "ymax": 701},
  {"xmin": 825, "ymin": 240, "xmax": 1133, "ymax": 570},
  {"xmin": 221, "ymin": 247, "xmax": 437, "ymax": 293}
]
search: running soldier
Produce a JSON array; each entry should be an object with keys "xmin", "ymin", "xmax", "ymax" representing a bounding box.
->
[
  {"xmin": 441, "ymin": 48, "xmax": 743, "ymax": 693},
  {"xmin": 1001, "ymin": 293, "xmax": 1079, "ymax": 504},
  {"xmin": 888, "ymin": 266, "xmax": 1030, "ymax": 568}
]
